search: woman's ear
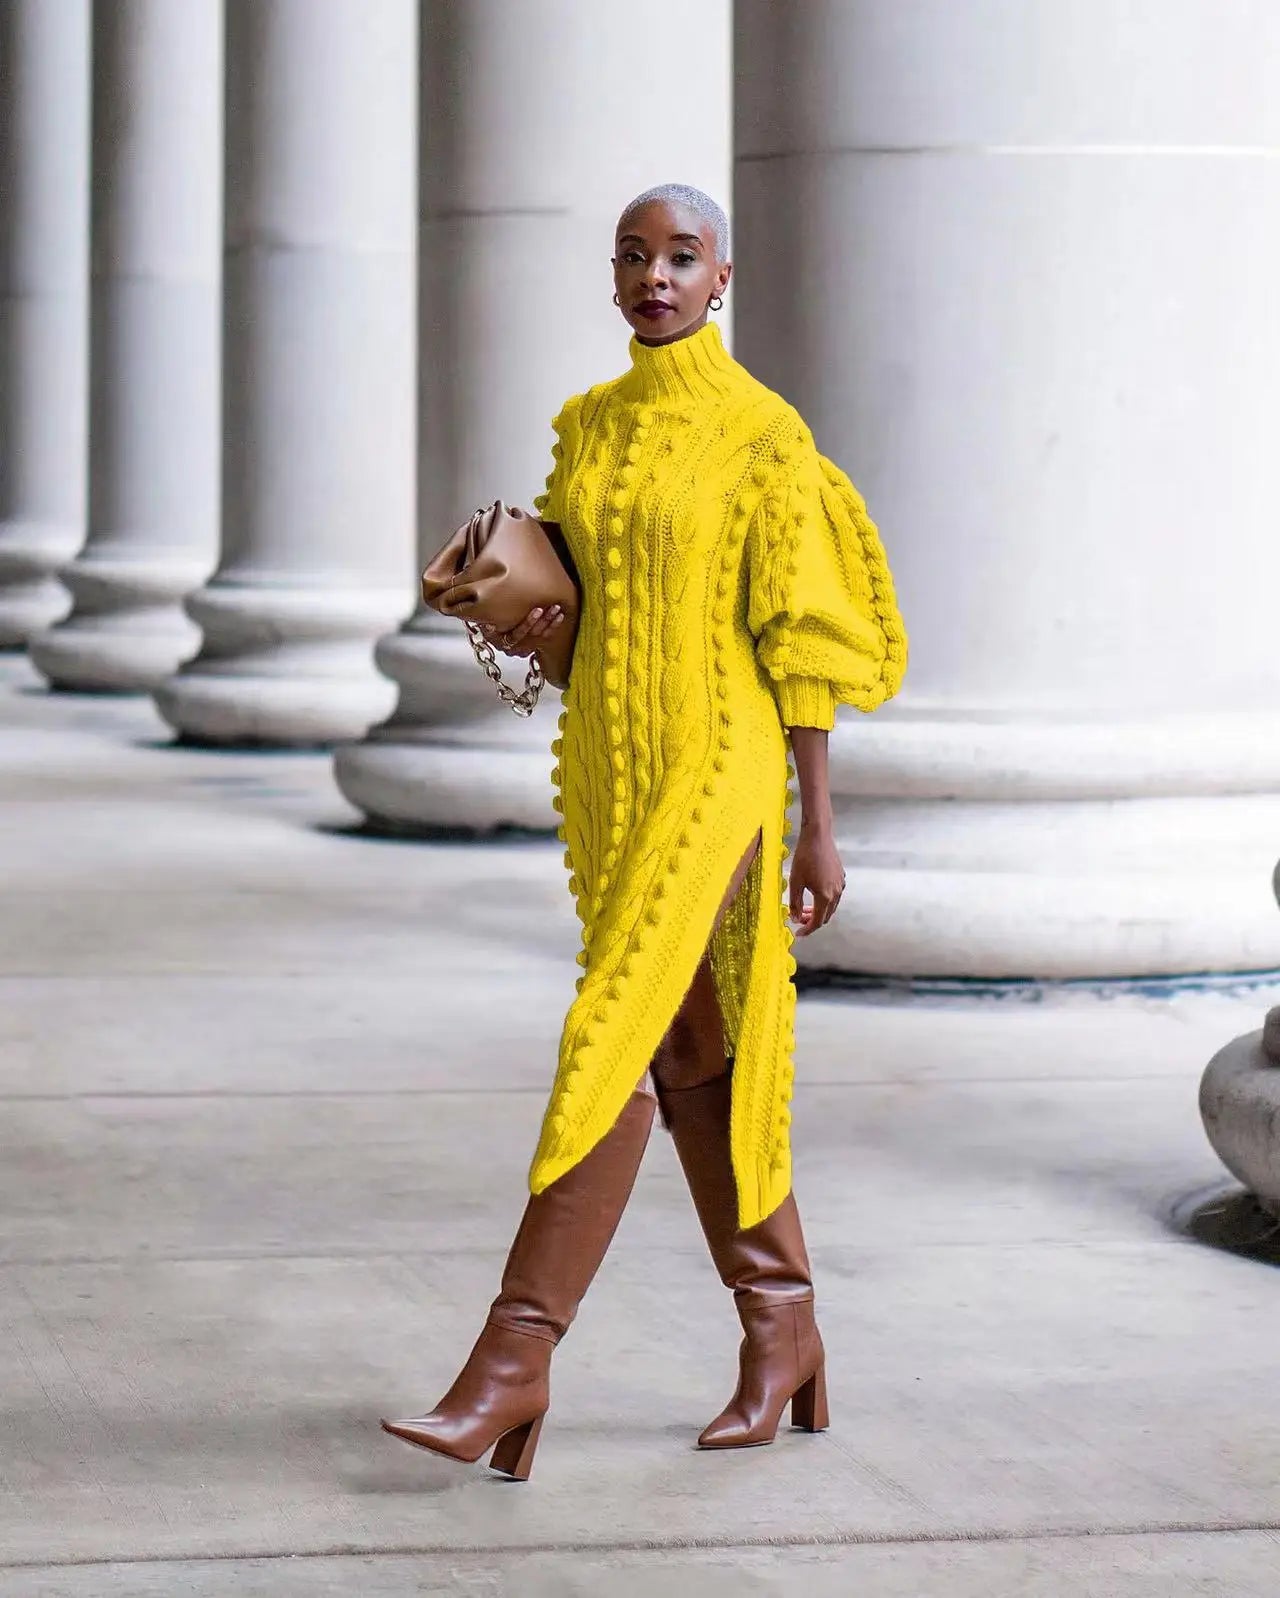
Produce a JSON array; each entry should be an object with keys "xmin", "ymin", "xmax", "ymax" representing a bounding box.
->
[{"xmin": 716, "ymin": 261, "xmax": 734, "ymax": 296}]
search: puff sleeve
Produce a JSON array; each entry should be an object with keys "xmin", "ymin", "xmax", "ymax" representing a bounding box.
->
[
  {"xmin": 747, "ymin": 421, "xmax": 907, "ymax": 729},
  {"xmin": 532, "ymin": 395, "xmax": 583, "ymax": 524}
]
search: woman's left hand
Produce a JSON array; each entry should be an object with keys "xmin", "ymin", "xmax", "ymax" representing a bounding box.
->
[
  {"xmin": 477, "ymin": 606, "xmax": 565, "ymax": 659},
  {"xmin": 787, "ymin": 822, "xmax": 846, "ymax": 936}
]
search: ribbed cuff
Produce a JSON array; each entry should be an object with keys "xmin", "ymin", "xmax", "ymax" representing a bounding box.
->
[{"xmin": 775, "ymin": 675, "xmax": 836, "ymax": 731}]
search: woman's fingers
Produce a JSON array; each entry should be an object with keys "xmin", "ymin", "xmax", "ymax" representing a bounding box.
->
[
  {"xmin": 526, "ymin": 607, "xmax": 564, "ymax": 639},
  {"xmin": 792, "ymin": 881, "xmax": 821, "ymax": 937},
  {"xmin": 790, "ymin": 880, "xmax": 846, "ymax": 935},
  {"xmin": 789, "ymin": 870, "xmax": 807, "ymax": 925},
  {"xmin": 478, "ymin": 606, "xmax": 566, "ymax": 656},
  {"xmin": 504, "ymin": 610, "xmax": 541, "ymax": 647},
  {"xmin": 501, "ymin": 606, "xmax": 564, "ymax": 652},
  {"xmin": 817, "ymin": 879, "xmax": 847, "ymax": 927}
]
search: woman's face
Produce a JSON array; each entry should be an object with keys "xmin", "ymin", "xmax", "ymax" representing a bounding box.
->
[{"xmin": 612, "ymin": 200, "xmax": 732, "ymax": 346}]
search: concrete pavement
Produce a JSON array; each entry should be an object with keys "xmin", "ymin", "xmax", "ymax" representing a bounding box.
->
[{"xmin": 3, "ymin": 652, "xmax": 1280, "ymax": 1596}]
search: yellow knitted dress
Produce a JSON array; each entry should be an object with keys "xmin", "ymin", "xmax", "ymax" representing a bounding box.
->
[{"xmin": 529, "ymin": 324, "xmax": 906, "ymax": 1228}]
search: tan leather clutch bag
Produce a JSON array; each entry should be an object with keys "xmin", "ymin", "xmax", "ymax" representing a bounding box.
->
[{"xmin": 421, "ymin": 501, "xmax": 580, "ymax": 715}]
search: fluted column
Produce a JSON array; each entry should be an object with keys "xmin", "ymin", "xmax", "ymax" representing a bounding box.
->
[
  {"xmin": 737, "ymin": 0, "xmax": 1280, "ymax": 978},
  {"xmin": 156, "ymin": 0, "xmax": 417, "ymax": 746},
  {"xmin": 334, "ymin": 0, "xmax": 732, "ymax": 831},
  {"xmin": 0, "ymin": 2, "xmax": 89, "ymax": 645},
  {"xmin": 29, "ymin": 0, "xmax": 221, "ymax": 691}
]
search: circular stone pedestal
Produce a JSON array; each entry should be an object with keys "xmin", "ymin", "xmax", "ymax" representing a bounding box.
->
[
  {"xmin": 331, "ymin": 613, "xmax": 559, "ymax": 834},
  {"xmin": 1200, "ymin": 1007, "xmax": 1280, "ymax": 1217}
]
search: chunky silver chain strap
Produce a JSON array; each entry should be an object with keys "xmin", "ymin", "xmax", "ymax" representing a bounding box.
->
[{"xmin": 465, "ymin": 620, "xmax": 544, "ymax": 717}]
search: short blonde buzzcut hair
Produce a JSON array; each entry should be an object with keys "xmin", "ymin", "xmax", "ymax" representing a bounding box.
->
[{"xmin": 617, "ymin": 184, "xmax": 730, "ymax": 262}]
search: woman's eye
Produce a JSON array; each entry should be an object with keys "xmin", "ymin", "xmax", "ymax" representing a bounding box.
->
[
  {"xmin": 622, "ymin": 251, "xmax": 645, "ymax": 265},
  {"xmin": 672, "ymin": 252, "xmax": 696, "ymax": 266}
]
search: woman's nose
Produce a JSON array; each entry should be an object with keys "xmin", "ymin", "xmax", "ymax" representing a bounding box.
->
[{"xmin": 643, "ymin": 262, "xmax": 670, "ymax": 290}]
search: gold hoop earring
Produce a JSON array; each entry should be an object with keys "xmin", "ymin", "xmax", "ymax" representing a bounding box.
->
[{"xmin": 710, "ymin": 295, "xmax": 724, "ymax": 312}]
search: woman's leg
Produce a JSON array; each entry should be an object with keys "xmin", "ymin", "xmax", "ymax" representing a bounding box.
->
[
  {"xmin": 382, "ymin": 1085, "xmax": 655, "ymax": 1478},
  {"xmin": 651, "ymin": 832, "xmax": 827, "ymax": 1449}
]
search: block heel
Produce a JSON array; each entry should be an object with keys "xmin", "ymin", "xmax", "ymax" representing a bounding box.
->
[
  {"xmin": 790, "ymin": 1362, "xmax": 828, "ymax": 1433},
  {"xmin": 489, "ymin": 1412, "xmax": 545, "ymax": 1480}
]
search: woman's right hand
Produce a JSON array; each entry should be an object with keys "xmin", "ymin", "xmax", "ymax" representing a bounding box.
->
[{"xmin": 478, "ymin": 605, "xmax": 566, "ymax": 659}]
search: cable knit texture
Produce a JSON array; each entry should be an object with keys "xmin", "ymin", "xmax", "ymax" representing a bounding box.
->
[{"xmin": 529, "ymin": 324, "xmax": 906, "ymax": 1228}]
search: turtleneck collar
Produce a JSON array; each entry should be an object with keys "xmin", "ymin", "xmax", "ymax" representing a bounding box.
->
[{"xmin": 624, "ymin": 322, "xmax": 740, "ymax": 404}]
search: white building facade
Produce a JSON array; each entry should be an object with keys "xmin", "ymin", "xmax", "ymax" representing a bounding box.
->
[{"xmin": 2, "ymin": 0, "xmax": 1279, "ymax": 980}]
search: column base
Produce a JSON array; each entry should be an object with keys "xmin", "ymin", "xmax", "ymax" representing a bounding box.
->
[
  {"xmin": 797, "ymin": 709, "xmax": 1280, "ymax": 980},
  {"xmin": 802, "ymin": 849, "xmax": 1280, "ymax": 980},
  {"xmin": 155, "ymin": 577, "xmax": 405, "ymax": 747},
  {"xmin": 0, "ymin": 518, "xmax": 81, "ymax": 646},
  {"xmin": 157, "ymin": 672, "xmax": 397, "ymax": 749},
  {"xmin": 331, "ymin": 610, "xmax": 559, "ymax": 832},
  {"xmin": 1200, "ymin": 1010, "xmax": 1280, "ymax": 1216},
  {"xmin": 27, "ymin": 546, "xmax": 207, "ymax": 691},
  {"xmin": 334, "ymin": 737, "xmax": 557, "ymax": 834}
]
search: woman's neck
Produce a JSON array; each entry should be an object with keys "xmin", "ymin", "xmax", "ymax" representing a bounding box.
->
[{"xmin": 633, "ymin": 311, "xmax": 710, "ymax": 350}]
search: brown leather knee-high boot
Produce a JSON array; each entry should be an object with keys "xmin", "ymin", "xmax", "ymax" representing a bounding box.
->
[
  {"xmin": 654, "ymin": 961, "xmax": 827, "ymax": 1449},
  {"xmin": 381, "ymin": 1088, "xmax": 655, "ymax": 1479}
]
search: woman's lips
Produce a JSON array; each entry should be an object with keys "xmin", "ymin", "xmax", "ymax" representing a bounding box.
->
[{"xmin": 634, "ymin": 300, "xmax": 675, "ymax": 319}]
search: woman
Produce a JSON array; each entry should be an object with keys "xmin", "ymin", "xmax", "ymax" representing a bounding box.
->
[{"xmin": 383, "ymin": 183, "xmax": 906, "ymax": 1479}]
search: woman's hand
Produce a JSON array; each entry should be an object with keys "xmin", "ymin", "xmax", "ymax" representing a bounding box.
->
[
  {"xmin": 478, "ymin": 605, "xmax": 566, "ymax": 659},
  {"xmin": 785, "ymin": 724, "xmax": 844, "ymax": 935},
  {"xmin": 788, "ymin": 820, "xmax": 846, "ymax": 936}
]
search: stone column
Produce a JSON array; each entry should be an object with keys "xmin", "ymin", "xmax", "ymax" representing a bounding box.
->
[
  {"xmin": 0, "ymin": 2, "xmax": 89, "ymax": 645},
  {"xmin": 155, "ymin": 0, "xmax": 417, "ymax": 746},
  {"xmin": 736, "ymin": 0, "xmax": 1280, "ymax": 979},
  {"xmin": 29, "ymin": 0, "xmax": 221, "ymax": 691},
  {"xmin": 334, "ymin": 0, "xmax": 732, "ymax": 831}
]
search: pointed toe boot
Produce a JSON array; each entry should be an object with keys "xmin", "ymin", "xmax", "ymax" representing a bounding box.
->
[
  {"xmin": 382, "ymin": 1088, "xmax": 655, "ymax": 1479},
  {"xmin": 695, "ymin": 1293, "xmax": 828, "ymax": 1449},
  {"xmin": 381, "ymin": 1319, "xmax": 551, "ymax": 1477},
  {"xmin": 656, "ymin": 1066, "xmax": 828, "ymax": 1451}
]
